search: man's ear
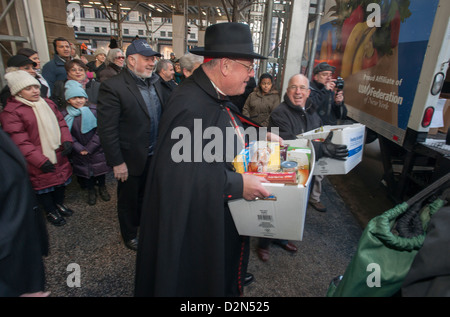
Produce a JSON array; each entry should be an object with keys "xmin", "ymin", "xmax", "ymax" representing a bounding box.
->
[
  {"xmin": 127, "ymin": 55, "xmax": 135, "ymax": 68},
  {"xmin": 220, "ymin": 58, "xmax": 231, "ymax": 76}
]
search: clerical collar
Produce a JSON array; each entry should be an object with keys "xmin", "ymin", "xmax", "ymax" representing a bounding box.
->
[{"xmin": 210, "ymin": 80, "xmax": 227, "ymax": 99}]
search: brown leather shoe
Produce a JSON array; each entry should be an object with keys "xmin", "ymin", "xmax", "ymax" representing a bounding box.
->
[
  {"xmin": 282, "ymin": 242, "xmax": 298, "ymax": 253},
  {"xmin": 310, "ymin": 201, "xmax": 327, "ymax": 212},
  {"xmin": 257, "ymin": 247, "xmax": 269, "ymax": 262}
]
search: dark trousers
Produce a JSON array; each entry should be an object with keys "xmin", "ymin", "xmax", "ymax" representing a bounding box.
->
[
  {"xmin": 117, "ymin": 156, "xmax": 151, "ymax": 242},
  {"xmin": 37, "ymin": 185, "xmax": 66, "ymax": 213},
  {"xmin": 78, "ymin": 174, "xmax": 106, "ymax": 190},
  {"xmin": 258, "ymin": 238, "xmax": 288, "ymax": 249}
]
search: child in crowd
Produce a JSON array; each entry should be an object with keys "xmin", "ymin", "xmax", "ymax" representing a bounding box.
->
[
  {"xmin": 0, "ymin": 70, "xmax": 73, "ymax": 226},
  {"xmin": 242, "ymin": 73, "xmax": 280, "ymax": 127},
  {"xmin": 62, "ymin": 80, "xmax": 111, "ymax": 205}
]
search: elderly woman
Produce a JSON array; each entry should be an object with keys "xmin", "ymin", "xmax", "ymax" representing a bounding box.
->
[
  {"xmin": 179, "ymin": 53, "xmax": 203, "ymax": 80},
  {"xmin": 0, "ymin": 70, "xmax": 74, "ymax": 226},
  {"xmin": 51, "ymin": 59, "xmax": 101, "ymax": 109},
  {"xmin": 98, "ymin": 48, "xmax": 125, "ymax": 82}
]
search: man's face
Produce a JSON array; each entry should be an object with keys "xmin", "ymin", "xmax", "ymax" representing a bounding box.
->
[
  {"xmin": 313, "ymin": 70, "xmax": 332, "ymax": 85},
  {"xmin": 56, "ymin": 40, "xmax": 71, "ymax": 58},
  {"xmin": 128, "ymin": 54, "xmax": 156, "ymax": 78},
  {"xmin": 286, "ymin": 75, "xmax": 310, "ymax": 108},
  {"xmin": 160, "ymin": 62, "xmax": 175, "ymax": 81},
  {"xmin": 223, "ymin": 58, "xmax": 254, "ymax": 96}
]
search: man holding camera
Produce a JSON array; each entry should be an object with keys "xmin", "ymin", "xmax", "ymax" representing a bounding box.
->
[
  {"xmin": 310, "ymin": 62, "xmax": 348, "ymax": 125},
  {"xmin": 308, "ymin": 62, "xmax": 348, "ymax": 212}
]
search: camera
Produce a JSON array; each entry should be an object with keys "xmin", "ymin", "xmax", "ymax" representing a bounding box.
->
[{"xmin": 335, "ymin": 77, "xmax": 344, "ymax": 90}]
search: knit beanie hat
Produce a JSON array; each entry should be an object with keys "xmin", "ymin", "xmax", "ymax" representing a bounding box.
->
[
  {"xmin": 65, "ymin": 80, "xmax": 88, "ymax": 100},
  {"xmin": 5, "ymin": 70, "xmax": 41, "ymax": 96},
  {"xmin": 94, "ymin": 48, "xmax": 106, "ymax": 57}
]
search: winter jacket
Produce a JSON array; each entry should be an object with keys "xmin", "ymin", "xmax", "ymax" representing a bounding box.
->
[
  {"xmin": 268, "ymin": 94, "xmax": 324, "ymax": 158},
  {"xmin": 269, "ymin": 93, "xmax": 323, "ymax": 139},
  {"xmin": 98, "ymin": 63, "xmax": 122, "ymax": 82},
  {"xmin": 309, "ymin": 80, "xmax": 348, "ymax": 125},
  {"xmin": 86, "ymin": 60, "xmax": 106, "ymax": 79},
  {"xmin": 42, "ymin": 54, "xmax": 68, "ymax": 93},
  {"xmin": 0, "ymin": 97, "xmax": 73, "ymax": 191},
  {"xmin": 242, "ymin": 87, "xmax": 280, "ymax": 127},
  {"xmin": 61, "ymin": 104, "xmax": 111, "ymax": 179},
  {"xmin": 97, "ymin": 68, "xmax": 167, "ymax": 176}
]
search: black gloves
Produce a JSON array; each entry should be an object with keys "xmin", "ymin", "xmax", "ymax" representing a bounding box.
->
[
  {"xmin": 61, "ymin": 141, "xmax": 73, "ymax": 156},
  {"xmin": 321, "ymin": 131, "xmax": 348, "ymax": 161},
  {"xmin": 40, "ymin": 160, "xmax": 55, "ymax": 173}
]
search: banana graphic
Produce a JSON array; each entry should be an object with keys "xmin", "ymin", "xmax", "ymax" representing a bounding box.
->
[
  {"xmin": 352, "ymin": 27, "xmax": 377, "ymax": 74},
  {"xmin": 340, "ymin": 22, "xmax": 369, "ymax": 78}
]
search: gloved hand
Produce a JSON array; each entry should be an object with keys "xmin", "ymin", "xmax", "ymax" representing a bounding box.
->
[
  {"xmin": 40, "ymin": 160, "xmax": 56, "ymax": 173},
  {"xmin": 321, "ymin": 131, "xmax": 348, "ymax": 160},
  {"xmin": 61, "ymin": 141, "xmax": 72, "ymax": 156}
]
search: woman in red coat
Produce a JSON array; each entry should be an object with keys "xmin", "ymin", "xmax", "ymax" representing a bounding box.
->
[{"xmin": 0, "ymin": 70, "xmax": 73, "ymax": 226}]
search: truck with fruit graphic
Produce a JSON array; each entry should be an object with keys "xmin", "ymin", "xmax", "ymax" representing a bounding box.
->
[{"xmin": 299, "ymin": 0, "xmax": 449, "ymax": 200}]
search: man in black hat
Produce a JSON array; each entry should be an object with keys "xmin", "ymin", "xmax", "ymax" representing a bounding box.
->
[
  {"xmin": 308, "ymin": 62, "xmax": 348, "ymax": 212},
  {"xmin": 135, "ymin": 22, "xmax": 281, "ymax": 297},
  {"xmin": 97, "ymin": 39, "xmax": 166, "ymax": 251},
  {"xmin": 0, "ymin": 55, "xmax": 48, "ymax": 108}
]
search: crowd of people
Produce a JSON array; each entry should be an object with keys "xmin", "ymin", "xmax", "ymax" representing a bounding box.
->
[{"xmin": 0, "ymin": 22, "xmax": 349, "ymax": 297}]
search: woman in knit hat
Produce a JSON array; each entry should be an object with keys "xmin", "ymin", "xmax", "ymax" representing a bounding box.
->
[
  {"xmin": 86, "ymin": 48, "xmax": 107, "ymax": 77},
  {"xmin": 0, "ymin": 70, "xmax": 74, "ymax": 226},
  {"xmin": 61, "ymin": 80, "xmax": 111, "ymax": 206}
]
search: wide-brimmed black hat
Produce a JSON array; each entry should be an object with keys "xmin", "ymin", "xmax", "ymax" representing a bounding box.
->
[{"xmin": 190, "ymin": 22, "xmax": 267, "ymax": 60}]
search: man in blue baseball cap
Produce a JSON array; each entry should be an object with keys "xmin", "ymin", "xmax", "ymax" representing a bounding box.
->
[{"xmin": 97, "ymin": 40, "xmax": 165, "ymax": 251}]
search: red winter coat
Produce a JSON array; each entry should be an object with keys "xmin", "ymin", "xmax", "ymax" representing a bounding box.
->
[{"xmin": 0, "ymin": 96, "xmax": 72, "ymax": 191}]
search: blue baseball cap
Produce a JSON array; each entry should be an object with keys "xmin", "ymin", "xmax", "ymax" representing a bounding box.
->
[{"xmin": 126, "ymin": 39, "xmax": 162, "ymax": 57}]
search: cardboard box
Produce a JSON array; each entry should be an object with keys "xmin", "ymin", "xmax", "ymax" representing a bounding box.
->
[
  {"xmin": 297, "ymin": 124, "xmax": 365, "ymax": 175},
  {"xmin": 228, "ymin": 139, "xmax": 315, "ymax": 241}
]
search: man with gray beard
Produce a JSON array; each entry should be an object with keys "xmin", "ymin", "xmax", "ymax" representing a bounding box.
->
[{"xmin": 97, "ymin": 40, "xmax": 166, "ymax": 251}]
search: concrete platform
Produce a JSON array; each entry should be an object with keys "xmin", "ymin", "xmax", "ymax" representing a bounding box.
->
[{"xmin": 43, "ymin": 174, "xmax": 363, "ymax": 297}]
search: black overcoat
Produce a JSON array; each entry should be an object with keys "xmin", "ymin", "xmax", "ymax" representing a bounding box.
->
[
  {"xmin": 0, "ymin": 128, "xmax": 48, "ymax": 296},
  {"xmin": 97, "ymin": 68, "xmax": 166, "ymax": 176},
  {"xmin": 135, "ymin": 66, "xmax": 250, "ymax": 297}
]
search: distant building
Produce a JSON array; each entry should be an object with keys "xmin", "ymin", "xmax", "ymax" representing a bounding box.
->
[{"xmin": 73, "ymin": 7, "xmax": 198, "ymax": 59}]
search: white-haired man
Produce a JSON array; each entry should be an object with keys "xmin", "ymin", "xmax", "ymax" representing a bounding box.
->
[{"xmin": 97, "ymin": 40, "xmax": 166, "ymax": 251}]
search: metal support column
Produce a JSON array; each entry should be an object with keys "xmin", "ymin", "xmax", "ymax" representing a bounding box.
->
[
  {"xmin": 307, "ymin": 0, "xmax": 324, "ymax": 80},
  {"xmin": 280, "ymin": 0, "xmax": 311, "ymax": 94}
]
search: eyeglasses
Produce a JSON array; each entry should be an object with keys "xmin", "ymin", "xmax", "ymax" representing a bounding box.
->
[
  {"xmin": 231, "ymin": 59, "xmax": 254, "ymax": 73},
  {"xmin": 288, "ymin": 85, "xmax": 309, "ymax": 91},
  {"xmin": 115, "ymin": 56, "xmax": 125, "ymax": 60},
  {"xmin": 69, "ymin": 67, "xmax": 86, "ymax": 73}
]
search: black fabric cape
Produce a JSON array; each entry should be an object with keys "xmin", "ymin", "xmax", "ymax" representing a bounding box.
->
[
  {"xmin": 135, "ymin": 66, "xmax": 254, "ymax": 297},
  {"xmin": 0, "ymin": 128, "xmax": 48, "ymax": 296}
]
